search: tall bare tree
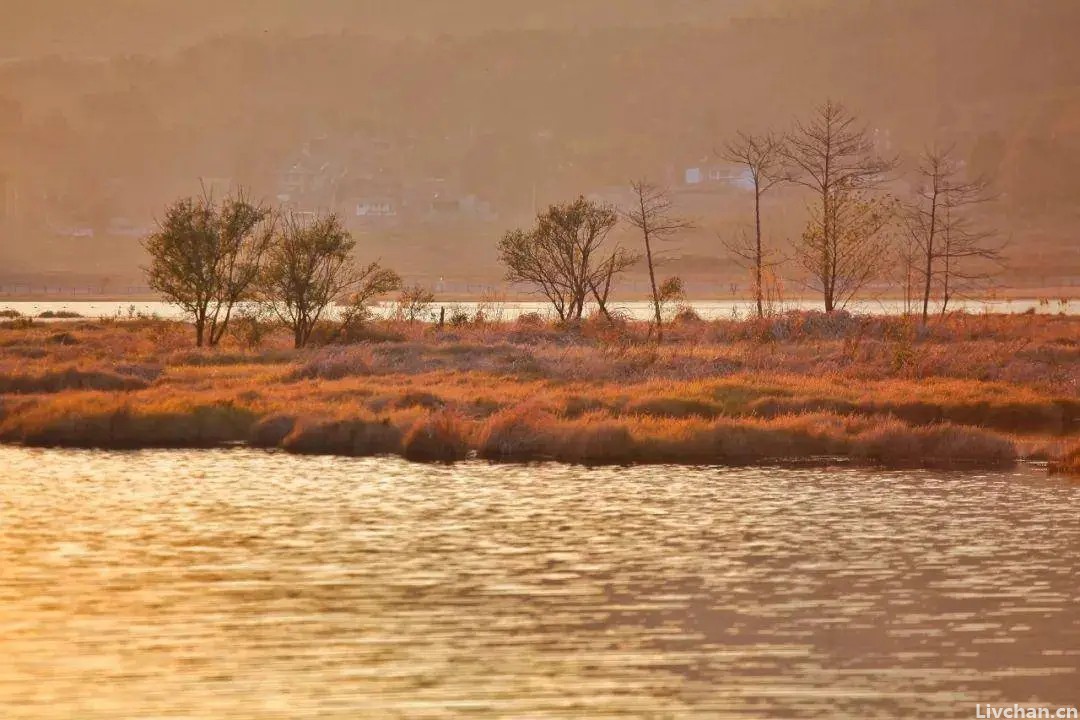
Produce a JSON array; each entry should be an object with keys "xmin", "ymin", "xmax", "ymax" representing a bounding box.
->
[
  {"xmin": 721, "ymin": 131, "xmax": 787, "ymax": 317},
  {"xmin": 904, "ymin": 146, "xmax": 1000, "ymax": 320},
  {"xmin": 624, "ymin": 180, "xmax": 692, "ymax": 340},
  {"xmin": 785, "ymin": 100, "xmax": 897, "ymax": 312},
  {"xmin": 498, "ymin": 196, "xmax": 633, "ymax": 321},
  {"xmin": 143, "ymin": 188, "xmax": 274, "ymax": 347}
]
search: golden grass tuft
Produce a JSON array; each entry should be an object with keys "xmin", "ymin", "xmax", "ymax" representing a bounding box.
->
[
  {"xmin": 1049, "ymin": 442, "xmax": 1080, "ymax": 476},
  {"xmin": 0, "ymin": 367, "xmax": 149, "ymax": 394},
  {"xmin": 476, "ymin": 404, "xmax": 553, "ymax": 460},
  {"xmin": 288, "ymin": 348, "xmax": 373, "ymax": 380},
  {"xmin": 403, "ymin": 410, "xmax": 472, "ymax": 462},
  {"xmin": 0, "ymin": 393, "xmax": 255, "ymax": 448},
  {"xmin": 281, "ymin": 415, "xmax": 402, "ymax": 456}
]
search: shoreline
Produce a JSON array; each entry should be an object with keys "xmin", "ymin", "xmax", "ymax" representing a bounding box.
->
[{"xmin": 0, "ymin": 439, "xmax": 1046, "ymax": 473}]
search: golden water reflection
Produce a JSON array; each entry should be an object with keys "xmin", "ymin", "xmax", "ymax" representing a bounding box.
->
[{"xmin": 1, "ymin": 448, "xmax": 1078, "ymax": 718}]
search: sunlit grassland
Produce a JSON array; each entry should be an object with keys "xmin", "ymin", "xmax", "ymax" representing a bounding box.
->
[{"xmin": 1, "ymin": 311, "xmax": 1077, "ymax": 470}]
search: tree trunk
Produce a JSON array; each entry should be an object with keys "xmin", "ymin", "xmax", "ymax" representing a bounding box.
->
[
  {"xmin": 194, "ymin": 308, "xmax": 206, "ymax": 347},
  {"xmin": 920, "ymin": 187, "xmax": 939, "ymax": 324},
  {"xmin": 754, "ymin": 185, "xmax": 763, "ymax": 318},
  {"xmin": 642, "ymin": 226, "xmax": 662, "ymax": 341}
]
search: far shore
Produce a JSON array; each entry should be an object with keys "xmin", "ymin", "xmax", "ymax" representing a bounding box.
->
[{"xmin": 1, "ymin": 310, "xmax": 1078, "ymax": 473}]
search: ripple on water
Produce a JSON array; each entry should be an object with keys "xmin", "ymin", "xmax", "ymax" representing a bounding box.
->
[{"xmin": 0, "ymin": 447, "xmax": 1078, "ymax": 719}]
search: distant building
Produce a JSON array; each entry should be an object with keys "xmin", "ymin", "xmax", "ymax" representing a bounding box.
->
[
  {"xmin": 354, "ymin": 197, "xmax": 398, "ymax": 218},
  {"xmin": 682, "ymin": 161, "xmax": 754, "ymax": 190}
]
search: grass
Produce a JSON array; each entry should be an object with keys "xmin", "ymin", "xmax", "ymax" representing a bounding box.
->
[
  {"xmin": 0, "ymin": 310, "xmax": 1076, "ymax": 470},
  {"xmin": 1049, "ymin": 441, "xmax": 1080, "ymax": 476}
]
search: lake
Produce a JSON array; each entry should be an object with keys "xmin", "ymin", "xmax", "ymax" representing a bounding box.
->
[
  {"xmin": 1, "ymin": 448, "xmax": 1078, "ymax": 719},
  {"xmin": 1, "ymin": 297, "xmax": 1076, "ymax": 322}
]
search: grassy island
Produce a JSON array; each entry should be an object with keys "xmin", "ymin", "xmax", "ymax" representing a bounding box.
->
[{"xmin": 1, "ymin": 310, "xmax": 1078, "ymax": 471}]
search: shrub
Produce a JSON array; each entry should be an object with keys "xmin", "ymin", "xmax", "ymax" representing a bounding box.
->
[
  {"xmin": 395, "ymin": 284, "xmax": 435, "ymax": 322},
  {"xmin": 516, "ymin": 312, "xmax": 544, "ymax": 327},
  {"xmin": 229, "ymin": 308, "xmax": 275, "ymax": 349},
  {"xmin": 672, "ymin": 305, "xmax": 702, "ymax": 323},
  {"xmin": 448, "ymin": 306, "xmax": 471, "ymax": 327}
]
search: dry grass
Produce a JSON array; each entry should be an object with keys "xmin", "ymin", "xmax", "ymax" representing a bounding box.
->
[
  {"xmin": 1049, "ymin": 441, "xmax": 1080, "ymax": 476},
  {"xmin": 0, "ymin": 311, "xmax": 1076, "ymax": 469}
]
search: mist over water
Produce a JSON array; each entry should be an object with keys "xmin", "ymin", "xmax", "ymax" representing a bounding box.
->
[{"xmin": 1, "ymin": 448, "xmax": 1078, "ymax": 718}]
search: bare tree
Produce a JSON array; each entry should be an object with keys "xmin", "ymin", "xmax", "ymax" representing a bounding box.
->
[
  {"xmin": 263, "ymin": 212, "xmax": 377, "ymax": 348},
  {"xmin": 785, "ymin": 100, "xmax": 897, "ymax": 312},
  {"xmin": 624, "ymin": 180, "xmax": 692, "ymax": 340},
  {"xmin": 904, "ymin": 146, "xmax": 1001, "ymax": 320},
  {"xmin": 794, "ymin": 188, "xmax": 897, "ymax": 312},
  {"xmin": 895, "ymin": 220, "xmax": 923, "ymax": 316},
  {"xmin": 498, "ymin": 196, "xmax": 632, "ymax": 321},
  {"xmin": 143, "ymin": 188, "xmax": 274, "ymax": 347},
  {"xmin": 721, "ymin": 131, "xmax": 787, "ymax": 317}
]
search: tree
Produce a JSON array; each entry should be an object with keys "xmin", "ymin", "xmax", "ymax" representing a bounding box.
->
[
  {"xmin": 784, "ymin": 101, "xmax": 897, "ymax": 312},
  {"xmin": 395, "ymin": 284, "xmax": 435, "ymax": 322},
  {"xmin": 498, "ymin": 196, "xmax": 632, "ymax": 321},
  {"xmin": 624, "ymin": 180, "xmax": 692, "ymax": 340},
  {"xmin": 904, "ymin": 146, "xmax": 1001, "ymax": 319},
  {"xmin": 143, "ymin": 189, "xmax": 274, "ymax": 347},
  {"xmin": 262, "ymin": 212, "xmax": 376, "ymax": 348},
  {"xmin": 721, "ymin": 131, "xmax": 787, "ymax": 317},
  {"xmin": 339, "ymin": 266, "xmax": 402, "ymax": 332},
  {"xmin": 794, "ymin": 188, "xmax": 896, "ymax": 312}
]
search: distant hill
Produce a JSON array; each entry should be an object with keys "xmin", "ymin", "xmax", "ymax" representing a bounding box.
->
[
  {"xmin": 1, "ymin": 0, "xmax": 1078, "ymax": 290},
  {"xmin": 0, "ymin": 0, "xmax": 811, "ymax": 58}
]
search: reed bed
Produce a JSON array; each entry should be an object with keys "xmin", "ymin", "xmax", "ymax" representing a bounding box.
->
[{"xmin": 0, "ymin": 310, "xmax": 1076, "ymax": 470}]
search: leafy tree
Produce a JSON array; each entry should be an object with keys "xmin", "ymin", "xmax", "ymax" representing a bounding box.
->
[
  {"xmin": 262, "ymin": 212, "xmax": 383, "ymax": 348},
  {"xmin": 143, "ymin": 189, "xmax": 273, "ymax": 346},
  {"xmin": 498, "ymin": 196, "xmax": 634, "ymax": 321}
]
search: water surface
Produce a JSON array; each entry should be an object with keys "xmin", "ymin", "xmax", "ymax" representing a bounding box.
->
[
  {"xmin": 1, "ymin": 448, "xmax": 1078, "ymax": 718},
  {"xmin": 2, "ymin": 297, "xmax": 1075, "ymax": 321}
]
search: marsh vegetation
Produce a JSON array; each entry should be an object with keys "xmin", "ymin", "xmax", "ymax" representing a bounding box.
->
[{"xmin": 1, "ymin": 310, "xmax": 1076, "ymax": 470}]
